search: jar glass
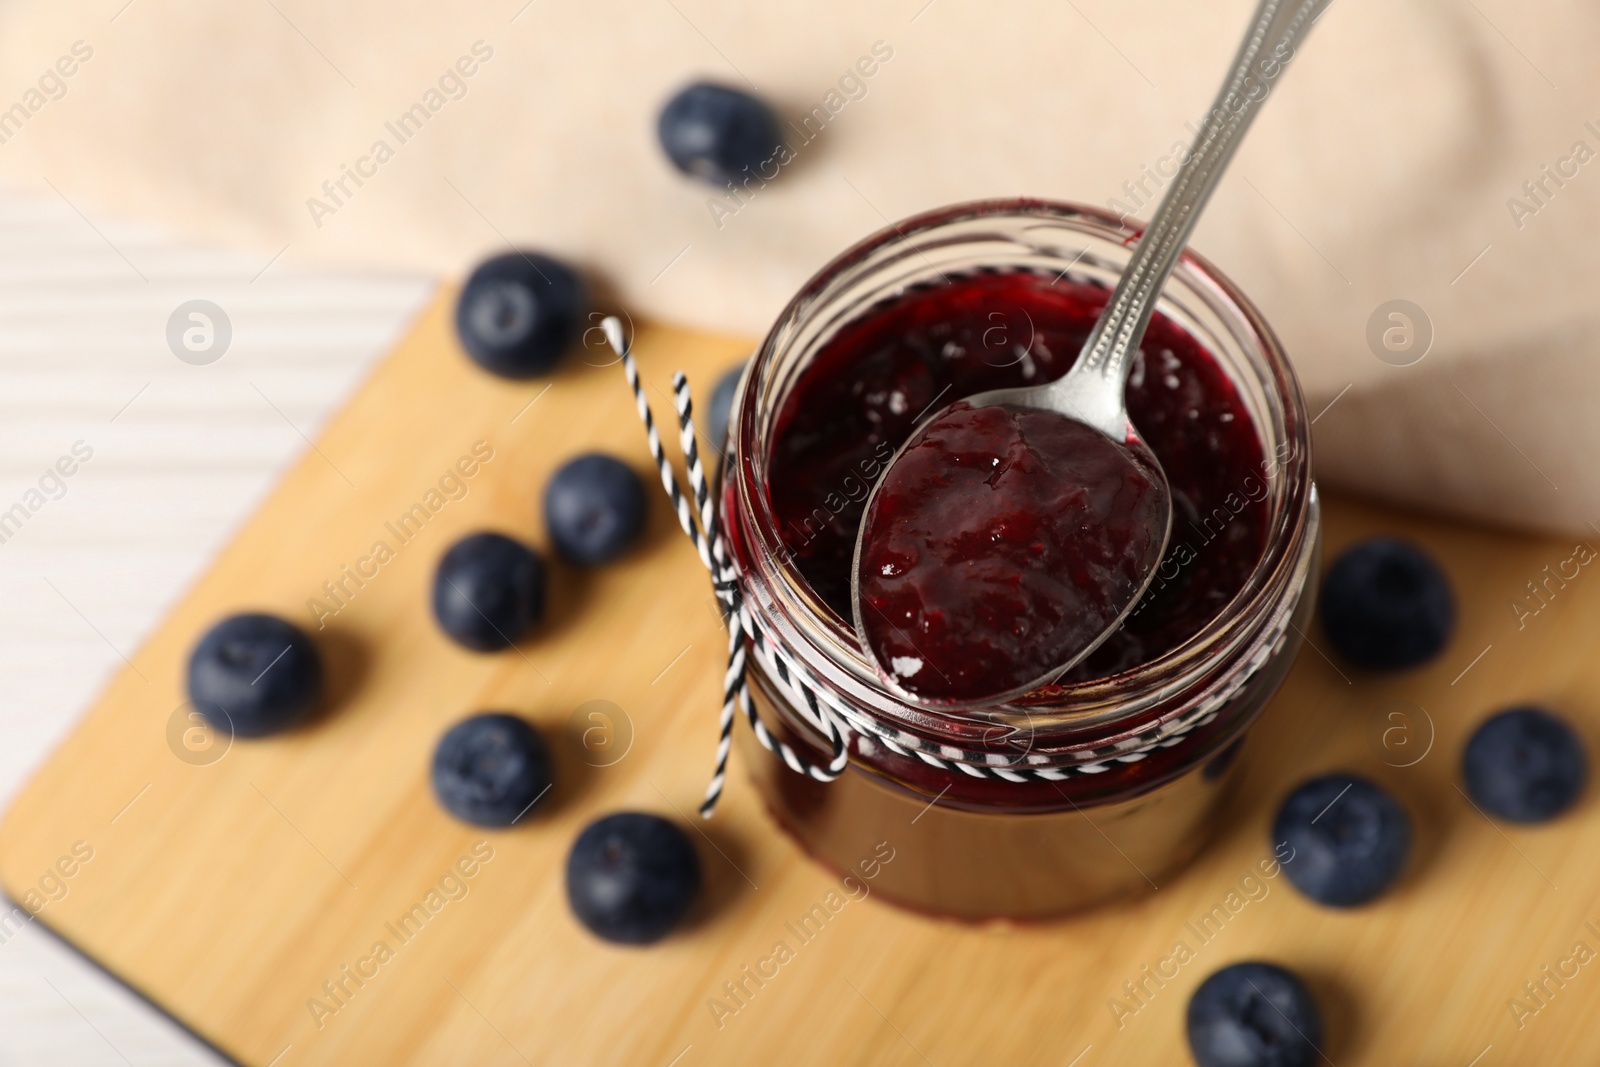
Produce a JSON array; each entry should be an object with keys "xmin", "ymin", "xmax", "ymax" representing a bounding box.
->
[{"xmin": 721, "ymin": 199, "xmax": 1319, "ymax": 920}]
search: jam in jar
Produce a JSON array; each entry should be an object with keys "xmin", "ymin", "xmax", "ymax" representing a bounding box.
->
[{"xmin": 722, "ymin": 200, "xmax": 1319, "ymax": 919}]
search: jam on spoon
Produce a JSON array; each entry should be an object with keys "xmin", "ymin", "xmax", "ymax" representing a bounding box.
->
[
  {"xmin": 849, "ymin": 0, "xmax": 1324, "ymax": 707},
  {"xmin": 853, "ymin": 401, "xmax": 1167, "ymax": 705}
]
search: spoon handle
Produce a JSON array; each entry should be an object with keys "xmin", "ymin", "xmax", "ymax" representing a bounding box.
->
[{"xmin": 1071, "ymin": 0, "xmax": 1328, "ymax": 409}]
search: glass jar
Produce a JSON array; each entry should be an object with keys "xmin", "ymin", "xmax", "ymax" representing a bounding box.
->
[{"xmin": 721, "ymin": 199, "xmax": 1319, "ymax": 920}]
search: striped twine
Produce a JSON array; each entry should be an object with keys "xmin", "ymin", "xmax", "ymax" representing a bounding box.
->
[
  {"xmin": 602, "ymin": 316, "xmax": 1290, "ymax": 816},
  {"xmin": 606, "ymin": 319, "xmax": 847, "ymax": 817}
]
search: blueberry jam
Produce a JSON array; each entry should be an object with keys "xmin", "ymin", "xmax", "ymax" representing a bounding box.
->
[
  {"xmin": 855, "ymin": 401, "xmax": 1166, "ymax": 705},
  {"xmin": 768, "ymin": 269, "xmax": 1269, "ymax": 685}
]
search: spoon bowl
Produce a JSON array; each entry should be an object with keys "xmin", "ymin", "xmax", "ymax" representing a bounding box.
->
[{"xmin": 851, "ymin": 396, "xmax": 1171, "ymax": 707}]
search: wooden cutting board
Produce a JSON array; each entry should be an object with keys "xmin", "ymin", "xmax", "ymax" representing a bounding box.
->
[{"xmin": 2, "ymin": 289, "xmax": 1596, "ymax": 1066}]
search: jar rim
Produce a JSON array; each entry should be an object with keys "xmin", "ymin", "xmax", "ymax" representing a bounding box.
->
[{"xmin": 726, "ymin": 197, "xmax": 1316, "ymax": 752}]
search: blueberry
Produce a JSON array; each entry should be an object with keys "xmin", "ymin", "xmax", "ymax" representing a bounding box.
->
[
  {"xmin": 566, "ymin": 812, "xmax": 701, "ymax": 944},
  {"xmin": 1274, "ymin": 772, "xmax": 1410, "ymax": 907},
  {"xmin": 455, "ymin": 251, "xmax": 584, "ymax": 379},
  {"xmin": 707, "ymin": 360, "xmax": 748, "ymax": 451},
  {"xmin": 432, "ymin": 532, "xmax": 546, "ymax": 652},
  {"xmin": 1463, "ymin": 706, "xmax": 1587, "ymax": 823},
  {"xmin": 543, "ymin": 454, "xmax": 647, "ymax": 565},
  {"xmin": 187, "ymin": 613, "xmax": 322, "ymax": 737},
  {"xmin": 657, "ymin": 82, "xmax": 785, "ymax": 187},
  {"xmin": 1319, "ymin": 538, "xmax": 1454, "ymax": 670},
  {"xmin": 431, "ymin": 713, "xmax": 552, "ymax": 827},
  {"xmin": 1186, "ymin": 961, "xmax": 1323, "ymax": 1067}
]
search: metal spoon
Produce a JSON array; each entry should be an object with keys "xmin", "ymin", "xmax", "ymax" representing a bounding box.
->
[{"xmin": 850, "ymin": 0, "xmax": 1328, "ymax": 708}]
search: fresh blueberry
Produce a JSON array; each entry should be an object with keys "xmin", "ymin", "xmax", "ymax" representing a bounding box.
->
[
  {"xmin": 455, "ymin": 251, "xmax": 585, "ymax": 379},
  {"xmin": 187, "ymin": 613, "xmax": 322, "ymax": 737},
  {"xmin": 543, "ymin": 454, "xmax": 647, "ymax": 565},
  {"xmin": 1319, "ymin": 538, "xmax": 1454, "ymax": 670},
  {"xmin": 707, "ymin": 360, "xmax": 748, "ymax": 451},
  {"xmin": 431, "ymin": 713, "xmax": 552, "ymax": 827},
  {"xmin": 1187, "ymin": 961, "xmax": 1324, "ymax": 1067},
  {"xmin": 657, "ymin": 82, "xmax": 786, "ymax": 187},
  {"xmin": 1463, "ymin": 706, "xmax": 1587, "ymax": 822},
  {"xmin": 566, "ymin": 812, "xmax": 701, "ymax": 944},
  {"xmin": 1274, "ymin": 772, "xmax": 1410, "ymax": 907},
  {"xmin": 432, "ymin": 532, "xmax": 546, "ymax": 652}
]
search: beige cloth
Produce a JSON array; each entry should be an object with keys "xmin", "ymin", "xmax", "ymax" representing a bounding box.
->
[{"xmin": 1, "ymin": 0, "xmax": 1595, "ymax": 534}]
